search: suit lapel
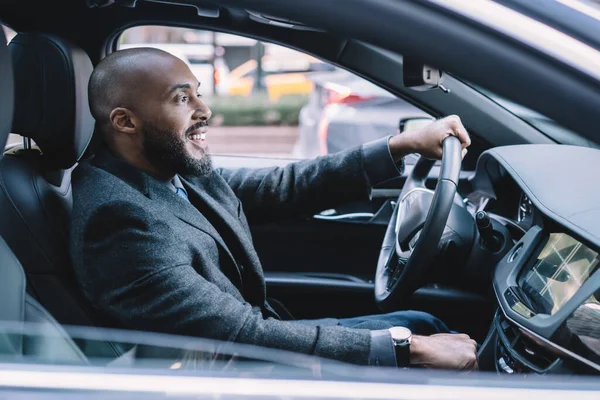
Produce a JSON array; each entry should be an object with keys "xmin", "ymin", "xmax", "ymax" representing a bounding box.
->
[
  {"xmin": 182, "ymin": 175, "xmax": 267, "ymax": 303},
  {"xmin": 181, "ymin": 175, "xmax": 261, "ymax": 265},
  {"xmin": 92, "ymin": 150, "xmax": 242, "ymax": 286},
  {"xmin": 147, "ymin": 180, "xmax": 236, "ymax": 258}
]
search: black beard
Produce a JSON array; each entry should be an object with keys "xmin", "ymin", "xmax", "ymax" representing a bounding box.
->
[{"xmin": 141, "ymin": 121, "xmax": 212, "ymax": 177}]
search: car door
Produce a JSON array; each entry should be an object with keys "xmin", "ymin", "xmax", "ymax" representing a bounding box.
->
[{"xmin": 213, "ymin": 150, "xmax": 490, "ymax": 340}]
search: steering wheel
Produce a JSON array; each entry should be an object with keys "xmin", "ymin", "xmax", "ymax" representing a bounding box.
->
[{"xmin": 375, "ymin": 136, "xmax": 463, "ymax": 312}]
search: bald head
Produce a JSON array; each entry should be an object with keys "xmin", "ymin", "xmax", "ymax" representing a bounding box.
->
[
  {"xmin": 87, "ymin": 46, "xmax": 212, "ymax": 179},
  {"xmin": 88, "ymin": 47, "xmax": 185, "ymax": 132}
]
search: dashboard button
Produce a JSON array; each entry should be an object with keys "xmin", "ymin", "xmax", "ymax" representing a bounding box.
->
[{"xmin": 504, "ymin": 288, "xmax": 534, "ymax": 318}]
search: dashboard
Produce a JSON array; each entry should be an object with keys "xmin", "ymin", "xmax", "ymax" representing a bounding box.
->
[{"xmin": 470, "ymin": 144, "xmax": 600, "ymax": 375}]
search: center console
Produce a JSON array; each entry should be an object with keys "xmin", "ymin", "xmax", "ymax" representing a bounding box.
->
[{"xmin": 479, "ymin": 226, "xmax": 600, "ymax": 375}]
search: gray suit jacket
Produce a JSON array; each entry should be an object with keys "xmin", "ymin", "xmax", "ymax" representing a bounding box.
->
[{"xmin": 69, "ymin": 138, "xmax": 401, "ymax": 365}]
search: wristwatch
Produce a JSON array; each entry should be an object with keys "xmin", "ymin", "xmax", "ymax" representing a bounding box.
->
[{"xmin": 389, "ymin": 326, "xmax": 412, "ymax": 367}]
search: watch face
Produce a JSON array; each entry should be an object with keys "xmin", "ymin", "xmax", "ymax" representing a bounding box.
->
[{"xmin": 389, "ymin": 326, "xmax": 412, "ymax": 342}]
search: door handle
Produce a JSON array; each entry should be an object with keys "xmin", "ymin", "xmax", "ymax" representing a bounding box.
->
[{"xmin": 313, "ymin": 212, "xmax": 375, "ymax": 222}]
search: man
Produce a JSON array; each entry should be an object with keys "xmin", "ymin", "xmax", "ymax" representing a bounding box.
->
[{"xmin": 70, "ymin": 47, "xmax": 477, "ymax": 369}]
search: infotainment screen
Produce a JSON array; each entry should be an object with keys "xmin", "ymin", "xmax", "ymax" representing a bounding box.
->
[{"xmin": 519, "ymin": 233, "xmax": 600, "ymax": 315}]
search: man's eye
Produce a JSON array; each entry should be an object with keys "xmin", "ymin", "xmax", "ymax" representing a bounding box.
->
[
  {"xmin": 196, "ymin": 93, "xmax": 202, "ymax": 98},
  {"xmin": 177, "ymin": 95, "xmax": 189, "ymax": 103}
]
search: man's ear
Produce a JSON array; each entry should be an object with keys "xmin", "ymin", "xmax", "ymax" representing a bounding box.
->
[{"xmin": 109, "ymin": 107, "xmax": 138, "ymax": 135}]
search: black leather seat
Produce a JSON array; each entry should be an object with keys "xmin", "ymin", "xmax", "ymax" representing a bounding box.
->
[
  {"xmin": 0, "ymin": 26, "xmax": 88, "ymax": 364},
  {"xmin": 0, "ymin": 33, "xmax": 122, "ymax": 358}
]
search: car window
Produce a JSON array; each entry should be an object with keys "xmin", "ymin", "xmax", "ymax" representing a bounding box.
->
[
  {"xmin": 117, "ymin": 26, "xmax": 432, "ymax": 160},
  {"xmin": 0, "ymin": 320, "xmax": 350, "ymax": 377}
]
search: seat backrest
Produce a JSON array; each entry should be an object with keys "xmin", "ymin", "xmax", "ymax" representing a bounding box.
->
[
  {"xmin": 0, "ymin": 33, "xmax": 122, "ymax": 358},
  {"xmin": 0, "ymin": 26, "xmax": 88, "ymax": 365},
  {"xmin": 0, "ymin": 238, "xmax": 89, "ymax": 364}
]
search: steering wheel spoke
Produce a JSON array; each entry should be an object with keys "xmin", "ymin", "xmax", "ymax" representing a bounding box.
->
[{"xmin": 386, "ymin": 257, "xmax": 407, "ymax": 292}]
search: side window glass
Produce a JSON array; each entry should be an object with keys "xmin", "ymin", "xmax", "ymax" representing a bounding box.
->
[{"xmin": 118, "ymin": 26, "xmax": 432, "ymax": 160}]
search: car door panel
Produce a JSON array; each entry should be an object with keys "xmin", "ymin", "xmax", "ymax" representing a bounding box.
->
[
  {"xmin": 264, "ymin": 272, "xmax": 493, "ymax": 340},
  {"xmin": 215, "ymin": 155, "xmax": 487, "ymax": 335}
]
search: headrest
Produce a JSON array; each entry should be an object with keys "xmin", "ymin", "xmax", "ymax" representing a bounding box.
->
[
  {"xmin": 0, "ymin": 28, "xmax": 14, "ymax": 162},
  {"xmin": 10, "ymin": 33, "xmax": 94, "ymax": 169}
]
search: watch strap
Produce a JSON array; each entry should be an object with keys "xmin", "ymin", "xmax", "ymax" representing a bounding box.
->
[{"xmin": 394, "ymin": 340, "xmax": 410, "ymax": 367}]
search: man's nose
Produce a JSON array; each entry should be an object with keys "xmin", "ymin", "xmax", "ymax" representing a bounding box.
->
[{"xmin": 193, "ymin": 101, "xmax": 212, "ymax": 122}]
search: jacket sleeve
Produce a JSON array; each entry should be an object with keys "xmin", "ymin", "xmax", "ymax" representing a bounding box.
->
[
  {"xmin": 78, "ymin": 200, "xmax": 372, "ymax": 365},
  {"xmin": 216, "ymin": 137, "xmax": 403, "ymax": 224}
]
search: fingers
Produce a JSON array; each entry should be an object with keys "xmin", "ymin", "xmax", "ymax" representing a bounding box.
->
[
  {"xmin": 457, "ymin": 334, "xmax": 478, "ymax": 371},
  {"xmin": 467, "ymin": 338, "xmax": 479, "ymax": 371},
  {"xmin": 463, "ymin": 356, "xmax": 479, "ymax": 371},
  {"xmin": 446, "ymin": 115, "xmax": 471, "ymax": 149}
]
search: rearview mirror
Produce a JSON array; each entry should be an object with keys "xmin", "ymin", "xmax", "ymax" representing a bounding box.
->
[{"xmin": 399, "ymin": 117, "xmax": 434, "ymax": 133}]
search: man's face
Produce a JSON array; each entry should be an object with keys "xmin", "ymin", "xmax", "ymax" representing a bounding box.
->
[
  {"xmin": 141, "ymin": 119, "xmax": 213, "ymax": 177},
  {"xmin": 133, "ymin": 54, "xmax": 213, "ymax": 177}
]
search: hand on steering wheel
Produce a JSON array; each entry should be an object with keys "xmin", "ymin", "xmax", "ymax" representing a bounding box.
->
[
  {"xmin": 388, "ymin": 115, "xmax": 471, "ymax": 162},
  {"xmin": 375, "ymin": 116, "xmax": 471, "ymax": 312}
]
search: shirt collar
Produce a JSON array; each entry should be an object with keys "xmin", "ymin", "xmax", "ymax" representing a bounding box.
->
[{"xmin": 170, "ymin": 174, "xmax": 187, "ymax": 195}]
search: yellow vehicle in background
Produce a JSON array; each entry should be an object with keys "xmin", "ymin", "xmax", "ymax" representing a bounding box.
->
[{"xmin": 227, "ymin": 53, "xmax": 335, "ymax": 102}]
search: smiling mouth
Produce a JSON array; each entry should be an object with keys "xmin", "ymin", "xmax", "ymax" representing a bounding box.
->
[
  {"xmin": 188, "ymin": 125, "xmax": 208, "ymax": 142},
  {"xmin": 189, "ymin": 132, "xmax": 206, "ymax": 141}
]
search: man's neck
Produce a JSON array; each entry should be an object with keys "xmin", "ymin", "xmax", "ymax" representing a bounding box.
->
[{"xmin": 107, "ymin": 146, "xmax": 175, "ymax": 182}]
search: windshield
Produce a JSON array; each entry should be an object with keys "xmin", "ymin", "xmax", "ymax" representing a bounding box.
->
[
  {"xmin": 427, "ymin": 0, "xmax": 600, "ymax": 147},
  {"xmin": 461, "ymin": 80, "xmax": 598, "ymax": 147}
]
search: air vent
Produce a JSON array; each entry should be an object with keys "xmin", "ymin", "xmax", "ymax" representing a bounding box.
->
[
  {"xmin": 496, "ymin": 314, "xmax": 559, "ymax": 373},
  {"xmin": 517, "ymin": 192, "xmax": 534, "ymax": 223}
]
